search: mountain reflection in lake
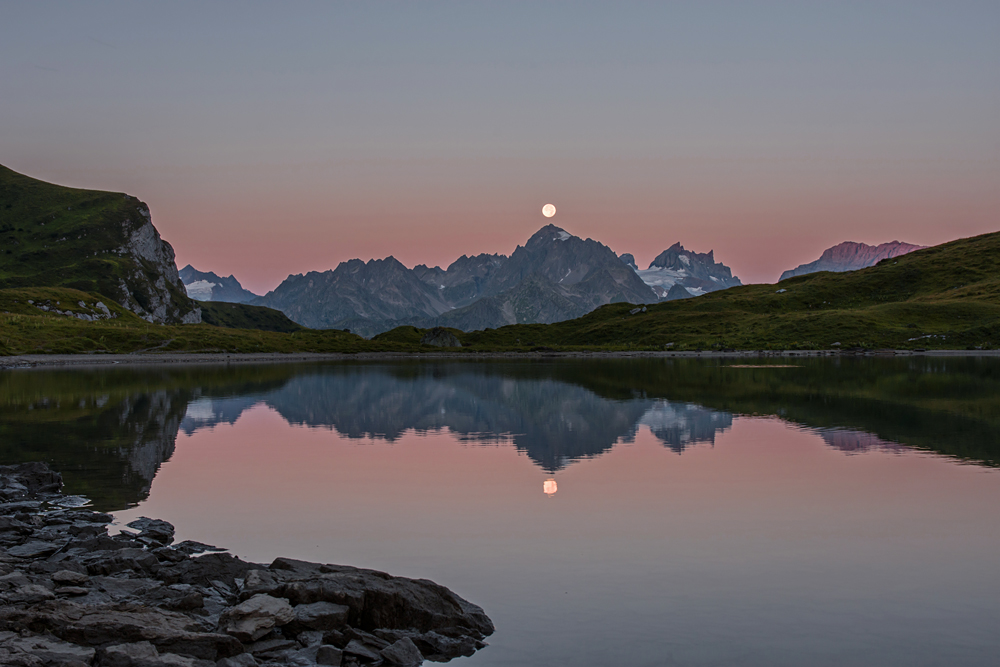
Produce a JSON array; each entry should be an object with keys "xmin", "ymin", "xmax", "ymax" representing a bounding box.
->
[
  {"xmin": 179, "ymin": 368, "xmax": 733, "ymax": 472},
  {"xmin": 3, "ymin": 358, "xmax": 1000, "ymax": 666}
]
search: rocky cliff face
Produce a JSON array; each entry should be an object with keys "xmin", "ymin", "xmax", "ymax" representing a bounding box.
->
[
  {"xmin": 634, "ymin": 242, "xmax": 742, "ymax": 299},
  {"xmin": 0, "ymin": 164, "xmax": 200, "ymax": 324},
  {"xmin": 779, "ymin": 241, "xmax": 926, "ymax": 281},
  {"xmin": 113, "ymin": 204, "xmax": 201, "ymax": 323}
]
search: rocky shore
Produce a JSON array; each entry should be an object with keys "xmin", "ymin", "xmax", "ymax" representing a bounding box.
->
[{"xmin": 0, "ymin": 463, "xmax": 493, "ymax": 667}]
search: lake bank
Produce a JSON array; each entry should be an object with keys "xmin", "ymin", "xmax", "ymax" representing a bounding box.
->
[
  {"xmin": 3, "ymin": 348, "xmax": 1000, "ymax": 369},
  {"xmin": 0, "ymin": 462, "xmax": 493, "ymax": 666}
]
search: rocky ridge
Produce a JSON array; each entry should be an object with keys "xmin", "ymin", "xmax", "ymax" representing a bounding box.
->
[
  {"xmin": 0, "ymin": 463, "xmax": 493, "ymax": 667},
  {"xmin": 779, "ymin": 241, "xmax": 926, "ymax": 281},
  {"xmin": 179, "ymin": 267, "xmax": 260, "ymax": 305},
  {"xmin": 635, "ymin": 243, "xmax": 742, "ymax": 299}
]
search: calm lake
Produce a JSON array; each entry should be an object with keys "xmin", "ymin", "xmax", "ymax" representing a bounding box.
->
[{"xmin": 2, "ymin": 357, "xmax": 999, "ymax": 666}]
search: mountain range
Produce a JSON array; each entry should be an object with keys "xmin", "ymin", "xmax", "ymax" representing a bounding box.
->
[
  {"xmin": 779, "ymin": 241, "xmax": 926, "ymax": 281},
  {"xmin": 178, "ymin": 265, "xmax": 260, "ymax": 303},
  {"xmin": 188, "ymin": 224, "xmax": 742, "ymax": 337}
]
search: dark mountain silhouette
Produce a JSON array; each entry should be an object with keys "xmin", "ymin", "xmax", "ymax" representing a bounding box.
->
[
  {"xmin": 252, "ymin": 225, "xmax": 658, "ymax": 336},
  {"xmin": 253, "ymin": 257, "xmax": 451, "ymax": 334}
]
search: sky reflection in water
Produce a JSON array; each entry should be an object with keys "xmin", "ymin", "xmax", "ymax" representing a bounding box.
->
[{"xmin": 3, "ymin": 358, "xmax": 1000, "ymax": 666}]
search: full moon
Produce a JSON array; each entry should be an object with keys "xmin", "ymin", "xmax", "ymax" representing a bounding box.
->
[
  {"xmin": 542, "ymin": 204, "xmax": 556, "ymax": 218},
  {"xmin": 543, "ymin": 478, "xmax": 558, "ymax": 496}
]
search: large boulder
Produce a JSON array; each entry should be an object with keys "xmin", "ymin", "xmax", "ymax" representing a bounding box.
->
[
  {"xmin": 218, "ymin": 594, "xmax": 295, "ymax": 642},
  {"xmin": 257, "ymin": 558, "xmax": 494, "ymax": 639},
  {"xmin": 0, "ymin": 602, "xmax": 244, "ymax": 661},
  {"xmin": 419, "ymin": 328, "xmax": 462, "ymax": 348},
  {"xmin": 292, "ymin": 601, "xmax": 349, "ymax": 631}
]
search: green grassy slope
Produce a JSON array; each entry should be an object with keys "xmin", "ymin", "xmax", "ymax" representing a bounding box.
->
[
  {"xmin": 198, "ymin": 300, "xmax": 303, "ymax": 333},
  {"xmin": 0, "ymin": 287, "xmax": 407, "ymax": 355},
  {"xmin": 0, "ymin": 164, "xmax": 196, "ymax": 321},
  {"xmin": 454, "ymin": 230, "xmax": 1000, "ymax": 351}
]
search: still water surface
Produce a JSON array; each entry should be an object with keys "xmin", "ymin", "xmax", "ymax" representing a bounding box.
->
[{"xmin": 2, "ymin": 358, "xmax": 999, "ymax": 666}]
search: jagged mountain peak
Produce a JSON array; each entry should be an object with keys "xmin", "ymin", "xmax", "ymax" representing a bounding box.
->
[
  {"xmin": 622, "ymin": 242, "xmax": 741, "ymax": 300},
  {"xmin": 650, "ymin": 243, "xmax": 716, "ymax": 270},
  {"xmin": 526, "ymin": 224, "xmax": 575, "ymax": 247}
]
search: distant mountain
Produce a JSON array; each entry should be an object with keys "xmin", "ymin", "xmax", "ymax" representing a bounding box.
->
[
  {"xmin": 179, "ymin": 265, "xmax": 259, "ymax": 303},
  {"xmin": 664, "ymin": 283, "xmax": 695, "ymax": 301},
  {"xmin": 256, "ymin": 224, "xmax": 658, "ymax": 336},
  {"xmin": 779, "ymin": 241, "xmax": 926, "ymax": 281},
  {"xmin": 254, "ymin": 256, "xmax": 452, "ymax": 336},
  {"xmin": 633, "ymin": 243, "xmax": 742, "ymax": 298},
  {"xmin": 413, "ymin": 253, "xmax": 508, "ymax": 309}
]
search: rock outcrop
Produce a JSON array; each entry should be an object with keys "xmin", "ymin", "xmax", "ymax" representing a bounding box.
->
[
  {"xmin": 0, "ymin": 463, "xmax": 493, "ymax": 666},
  {"xmin": 114, "ymin": 206, "xmax": 201, "ymax": 324},
  {"xmin": 0, "ymin": 164, "xmax": 201, "ymax": 324},
  {"xmin": 779, "ymin": 241, "xmax": 926, "ymax": 281},
  {"xmin": 419, "ymin": 328, "xmax": 462, "ymax": 348}
]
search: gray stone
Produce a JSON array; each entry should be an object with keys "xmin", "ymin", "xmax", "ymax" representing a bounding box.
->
[
  {"xmin": 0, "ymin": 571, "xmax": 30, "ymax": 588},
  {"xmin": 101, "ymin": 641, "xmax": 160, "ymax": 667},
  {"xmin": 247, "ymin": 637, "xmax": 297, "ymax": 656},
  {"xmin": 52, "ymin": 570, "xmax": 89, "ymax": 585},
  {"xmin": 380, "ymin": 637, "xmax": 423, "ymax": 666},
  {"xmin": 1, "ymin": 634, "xmax": 96, "ymax": 665},
  {"xmin": 14, "ymin": 604, "xmax": 244, "ymax": 660},
  {"xmin": 8, "ymin": 584, "xmax": 56, "ymax": 603},
  {"xmin": 153, "ymin": 654, "xmax": 199, "ymax": 667},
  {"xmin": 55, "ymin": 586, "xmax": 89, "ymax": 596},
  {"xmin": 316, "ymin": 645, "xmax": 343, "ymax": 666},
  {"xmin": 297, "ymin": 630, "xmax": 324, "ymax": 647},
  {"xmin": 294, "ymin": 601, "xmax": 349, "ymax": 631},
  {"xmin": 7, "ymin": 540, "xmax": 63, "ymax": 559},
  {"xmin": 343, "ymin": 639, "xmax": 380, "ymax": 661},
  {"xmin": 216, "ymin": 655, "xmax": 258, "ymax": 667},
  {"xmin": 218, "ymin": 593, "xmax": 295, "ymax": 642}
]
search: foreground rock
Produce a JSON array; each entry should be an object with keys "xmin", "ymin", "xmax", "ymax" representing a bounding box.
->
[{"xmin": 0, "ymin": 463, "xmax": 493, "ymax": 666}]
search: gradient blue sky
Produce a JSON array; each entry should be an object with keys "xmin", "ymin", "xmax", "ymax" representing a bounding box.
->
[{"xmin": 2, "ymin": 1, "xmax": 998, "ymax": 293}]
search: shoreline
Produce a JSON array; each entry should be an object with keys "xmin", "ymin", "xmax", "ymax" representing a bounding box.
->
[
  {"xmin": 2, "ymin": 348, "xmax": 1000, "ymax": 369},
  {"xmin": 0, "ymin": 462, "xmax": 493, "ymax": 666}
]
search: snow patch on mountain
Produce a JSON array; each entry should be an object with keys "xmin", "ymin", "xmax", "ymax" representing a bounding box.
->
[
  {"xmin": 635, "ymin": 267, "xmax": 706, "ymax": 296},
  {"xmin": 184, "ymin": 280, "xmax": 217, "ymax": 301}
]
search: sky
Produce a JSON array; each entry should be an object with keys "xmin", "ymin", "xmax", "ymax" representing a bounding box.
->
[{"xmin": 2, "ymin": 1, "xmax": 998, "ymax": 294}]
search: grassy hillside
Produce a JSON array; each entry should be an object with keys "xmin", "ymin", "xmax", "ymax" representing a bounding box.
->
[
  {"xmin": 198, "ymin": 300, "xmax": 303, "ymax": 333},
  {"xmin": 0, "ymin": 164, "xmax": 197, "ymax": 322},
  {"xmin": 0, "ymin": 287, "xmax": 401, "ymax": 355},
  {"xmin": 2, "ymin": 230, "xmax": 999, "ymax": 354}
]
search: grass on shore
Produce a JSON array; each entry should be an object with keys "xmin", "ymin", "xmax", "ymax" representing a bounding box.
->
[{"xmin": 0, "ymin": 287, "xmax": 402, "ymax": 355}]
